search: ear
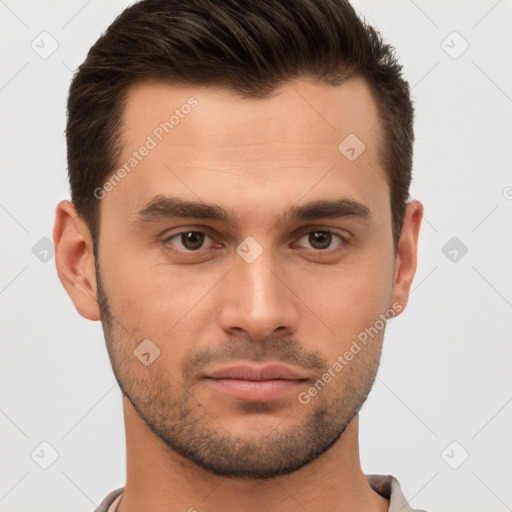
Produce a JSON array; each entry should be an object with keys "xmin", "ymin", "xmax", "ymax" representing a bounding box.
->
[
  {"xmin": 53, "ymin": 200, "xmax": 101, "ymax": 321},
  {"xmin": 390, "ymin": 200, "xmax": 423, "ymax": 313}
]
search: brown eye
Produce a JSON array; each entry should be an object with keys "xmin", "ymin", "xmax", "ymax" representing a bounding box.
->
[
  {"xmin": 181, "ymin": 232, "xmax": 205, "ymax": 250},
  {"xmin": 296, "ymin": 230, "xmax": 345, "ymax": 251},
  {"xmin": 308, "ymin": 231, "xmax": 332, "ymax": 249},
  {"xmin": 165, "ymin": 231, "xmax": 213, "ymax": 251}
]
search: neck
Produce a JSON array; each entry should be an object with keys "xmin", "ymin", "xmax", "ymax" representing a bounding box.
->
[{"xmin": 117, "ymin": 396, "xmax": 388, "ymax": 512}]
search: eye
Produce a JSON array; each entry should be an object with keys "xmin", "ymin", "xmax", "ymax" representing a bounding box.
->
[
  {"xmin": 163, "ymin": 231, "xmax": 216, "ymax": 251},
  {"xmin": 296, "ymin": 230, "xmax": 346, "ymax": 251}
]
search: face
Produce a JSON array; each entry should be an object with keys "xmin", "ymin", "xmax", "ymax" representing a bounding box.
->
[{"xmin": 59, "ymin": 77, "xmax": 421, "ymax": 479}]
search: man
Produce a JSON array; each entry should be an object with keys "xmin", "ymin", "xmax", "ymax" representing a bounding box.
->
[{"xmin": 53, "ymin": 0, "xmax": 425, "ymax": 510}]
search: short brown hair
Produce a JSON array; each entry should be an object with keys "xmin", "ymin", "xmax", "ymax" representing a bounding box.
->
[{"xmin": 67, "ymin": 0, "xmax": 414, "ymax": 251}]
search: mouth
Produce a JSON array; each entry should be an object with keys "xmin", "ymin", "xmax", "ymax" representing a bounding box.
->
[{"xmin": 203, "ymin": 364, "xmax": 309, "ymax": 402}]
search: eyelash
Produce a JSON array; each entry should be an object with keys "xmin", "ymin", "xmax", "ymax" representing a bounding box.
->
[{"xmin": 162, "ymin": 229, "xmax": 349, "ymax": 253}]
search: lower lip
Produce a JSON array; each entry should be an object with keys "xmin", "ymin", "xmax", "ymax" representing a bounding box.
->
[{"xmin": 205, "ymin": 378, "xmax": 305, "ymax": 401}]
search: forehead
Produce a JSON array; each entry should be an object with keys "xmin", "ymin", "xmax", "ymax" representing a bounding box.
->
[
  {"xmin": 104, "ymin": 77, "xmax": 388, "ymax": 226},
  {"xmin": 120, "ymin": 77, "xmax": 381, "ymax": 149}
]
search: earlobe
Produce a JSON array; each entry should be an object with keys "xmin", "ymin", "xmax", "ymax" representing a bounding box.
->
[
  {"xmin": 390, "ymin": 200, "xmax": 424, "ymax": 313},
  {"xmin": 53, "ymin": 200, "xmax": 101, "ymax": 321}
]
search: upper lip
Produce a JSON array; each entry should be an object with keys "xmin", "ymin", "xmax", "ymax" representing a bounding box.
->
[{"xmin": 205, "ymin": 364, "xmax": 307, "ymax": 381}]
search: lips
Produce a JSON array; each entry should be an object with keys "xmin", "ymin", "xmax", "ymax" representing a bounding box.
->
[
  {"xmin": 204, "ymin": 364, "xmax": 308, "ymax": 402},
  {"xmin": 207, "ymin": 364, "xmax": 305, "ymax": 381}
]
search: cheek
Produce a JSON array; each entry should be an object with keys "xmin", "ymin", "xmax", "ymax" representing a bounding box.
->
[
  {"xmin": 99, "ymin": 251, "xmax": 224, "ymax": 360},
  {"xmin": 294, "ymin": 248, "xmax": 394, "ymax": 353}
]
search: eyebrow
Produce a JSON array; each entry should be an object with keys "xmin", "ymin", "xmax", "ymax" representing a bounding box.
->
[{"xmin": 134, "ymin": 194, "xmax": 370, "ymax": 228}]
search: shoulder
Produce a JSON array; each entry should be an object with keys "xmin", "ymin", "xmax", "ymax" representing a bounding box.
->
[
  {"xmin": 366, "ymin": 474, "xmax": 430, "ymax": 512},
  {"xmin": 92, "ymin": 487, "xmax": 124, "ymax": 512}
]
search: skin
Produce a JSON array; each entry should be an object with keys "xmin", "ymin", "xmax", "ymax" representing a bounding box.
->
[{"xmin": 53, "ymin": 76, "xmax": 422, "ymax": 512}]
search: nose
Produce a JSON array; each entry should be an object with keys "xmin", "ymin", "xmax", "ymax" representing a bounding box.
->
[{"xmin": 217, "ymin": 245, "xmax": 299, "ymax": 340}]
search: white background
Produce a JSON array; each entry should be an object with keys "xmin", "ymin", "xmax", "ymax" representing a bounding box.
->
[{"xmin": 1, "ymin": 1, "xmax": 511, "ymax": 511}]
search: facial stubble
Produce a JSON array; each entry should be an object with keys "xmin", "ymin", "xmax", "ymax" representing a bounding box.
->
[{"xmin": 94, "ymin": 258, "xmax": 383, "ymax": 479}]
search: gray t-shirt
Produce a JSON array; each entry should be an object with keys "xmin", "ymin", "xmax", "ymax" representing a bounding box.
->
[{"xmin": 93, "ymin": 474, "xmax": 428, "ymax": 512}]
